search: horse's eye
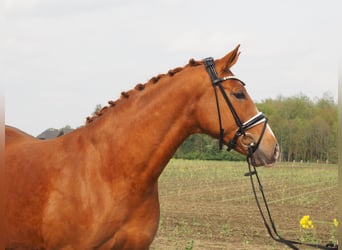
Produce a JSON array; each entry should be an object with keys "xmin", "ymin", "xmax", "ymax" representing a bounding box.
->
[{"xmin": 232, "ymin": 92, "xmax": 246, "ymax": 99}]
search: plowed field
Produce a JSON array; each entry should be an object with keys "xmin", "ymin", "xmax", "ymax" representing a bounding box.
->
[{"xmin": 150, "ymin": 160, "xmax": 338, "ymax": 250}]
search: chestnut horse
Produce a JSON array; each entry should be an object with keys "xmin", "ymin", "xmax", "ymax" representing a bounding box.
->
[{"xmin": 4, "ymin": 45, "xmax": 279, "ymax": 249}]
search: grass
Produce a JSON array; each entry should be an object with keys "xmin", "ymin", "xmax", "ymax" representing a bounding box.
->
[{"xmin": 150, "ymin": 159, "xmax": 338, "ymax": 249}]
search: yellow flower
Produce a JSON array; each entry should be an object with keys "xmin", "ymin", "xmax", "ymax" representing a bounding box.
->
[
  {"xmin": 300, "ymin": 215, "xmax": 314, "ymax": 229},
  {"xmin": 333, "ymin": 218, "xmax": 338, "ymax": 227}
]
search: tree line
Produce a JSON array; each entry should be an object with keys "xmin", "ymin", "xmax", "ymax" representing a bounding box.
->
[{"xmin": 174, "ymin": 93, "xmax": 337, "ymax": 163}]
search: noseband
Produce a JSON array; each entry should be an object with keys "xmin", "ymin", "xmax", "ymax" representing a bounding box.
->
[{"xmin": 203, "ymin": 57, "xmax": 267, "ymax": 153}]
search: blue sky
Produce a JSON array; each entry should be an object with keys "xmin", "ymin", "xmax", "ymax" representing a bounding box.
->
[{"xmin": 4, "ymin": 0, "xmax": 341, "ymax": 136}]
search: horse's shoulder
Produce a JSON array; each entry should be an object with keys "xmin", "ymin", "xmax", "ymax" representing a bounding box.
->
[{"xmin": 5, "ymin": 125, "xmax": 37, "ymax": 145}]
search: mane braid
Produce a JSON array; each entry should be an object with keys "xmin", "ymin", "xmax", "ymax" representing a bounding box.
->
[
  {"xmin": 121, "ymin": 91, "xmax": 129, "ymax": 98},
  {"xmin": 85, "ymin": 58, "xmax": 203, "ymax": 125}
]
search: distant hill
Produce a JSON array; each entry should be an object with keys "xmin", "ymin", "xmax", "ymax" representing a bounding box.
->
[{"xmin": 37, "ymin": 126, "xmax": 74, "ymax": 140}]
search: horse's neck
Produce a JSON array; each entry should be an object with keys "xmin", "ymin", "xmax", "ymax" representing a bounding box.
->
[{"xmin": 83, "ymin": 76, "xmax": 199, "ymax": 185}]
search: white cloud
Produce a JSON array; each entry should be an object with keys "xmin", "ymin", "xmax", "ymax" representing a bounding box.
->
[
  {"xmin": 5, "ymin": 0, "xmax": 40, "ymax": 9},
  {"xmin": 4, "ymin": 0, "xmax": 341, "ymax": 135}
]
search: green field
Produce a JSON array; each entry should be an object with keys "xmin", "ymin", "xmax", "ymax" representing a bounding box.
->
[{"xmin": 150, "ymin": 159, "xmax": 338, "ymax": 249}]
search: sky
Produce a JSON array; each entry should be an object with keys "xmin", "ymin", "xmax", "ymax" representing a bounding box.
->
[{"xmin": 4, "ymin": 0, "xmax": 341, "ymax": 136}]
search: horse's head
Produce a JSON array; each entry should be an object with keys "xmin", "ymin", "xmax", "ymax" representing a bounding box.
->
[{"xmin": 195, "ymin": 45, "xmax": 279, "ymax": 166}]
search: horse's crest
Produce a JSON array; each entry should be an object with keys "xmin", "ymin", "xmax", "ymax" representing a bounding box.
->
[{"xmin": 86, "ymin": 58, "xmax": 203, "ymax": 124}]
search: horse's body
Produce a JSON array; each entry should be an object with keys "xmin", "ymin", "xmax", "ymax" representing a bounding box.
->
[{"xmin": 4, "ymin": 46, "xmax": 279, "ymax": 249}]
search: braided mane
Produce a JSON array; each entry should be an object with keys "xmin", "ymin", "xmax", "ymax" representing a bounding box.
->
[{"xmin": 86, "ymin": 58, "xmax": 202, "ymax": 124}]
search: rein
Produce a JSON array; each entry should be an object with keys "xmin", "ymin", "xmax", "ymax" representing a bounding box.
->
[
  {"xmin": 203, "ymin": 57, "xmax": 336, "ymax": 250},
  {"xmin": 246, "ymin": 147, "xmax": 335, "ymax": 250}
]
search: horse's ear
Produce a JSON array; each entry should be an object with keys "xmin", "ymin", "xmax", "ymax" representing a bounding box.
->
[{"xmin": 220, "ymin": 44, "xmax": 241, "ymax": 72}]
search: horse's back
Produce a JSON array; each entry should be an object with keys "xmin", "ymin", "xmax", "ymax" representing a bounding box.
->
[
  {"xmin": 4, "ymin": 126, "xmax": 60, "ymax": 248},
  {"xmin": 5, "ymin": 125, "xmax": 37, "ymax": 146}
]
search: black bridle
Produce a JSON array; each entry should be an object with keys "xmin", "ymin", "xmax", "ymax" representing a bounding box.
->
[
  {"xmin": 203, "ymin": 57, "xmax": 267, "ymax": 152},
  {"xmin": 203, "ymin": 57, "xmax": 335, "ymax": 250}
]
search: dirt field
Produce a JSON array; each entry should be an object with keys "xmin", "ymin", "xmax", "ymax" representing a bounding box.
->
[{"xmin": 150, "ymin": 160, "xmax": 338, "ymax": 250}]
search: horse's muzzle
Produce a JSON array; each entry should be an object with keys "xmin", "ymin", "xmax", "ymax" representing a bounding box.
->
[{"xmin": 253, "ymin": 143, "xmax": 279, "ymax": 167}]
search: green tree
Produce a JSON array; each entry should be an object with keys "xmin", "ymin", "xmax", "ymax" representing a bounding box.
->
[{"xmin": 175, "ymin": 94, "xmax": 337, "ymax": 163}]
